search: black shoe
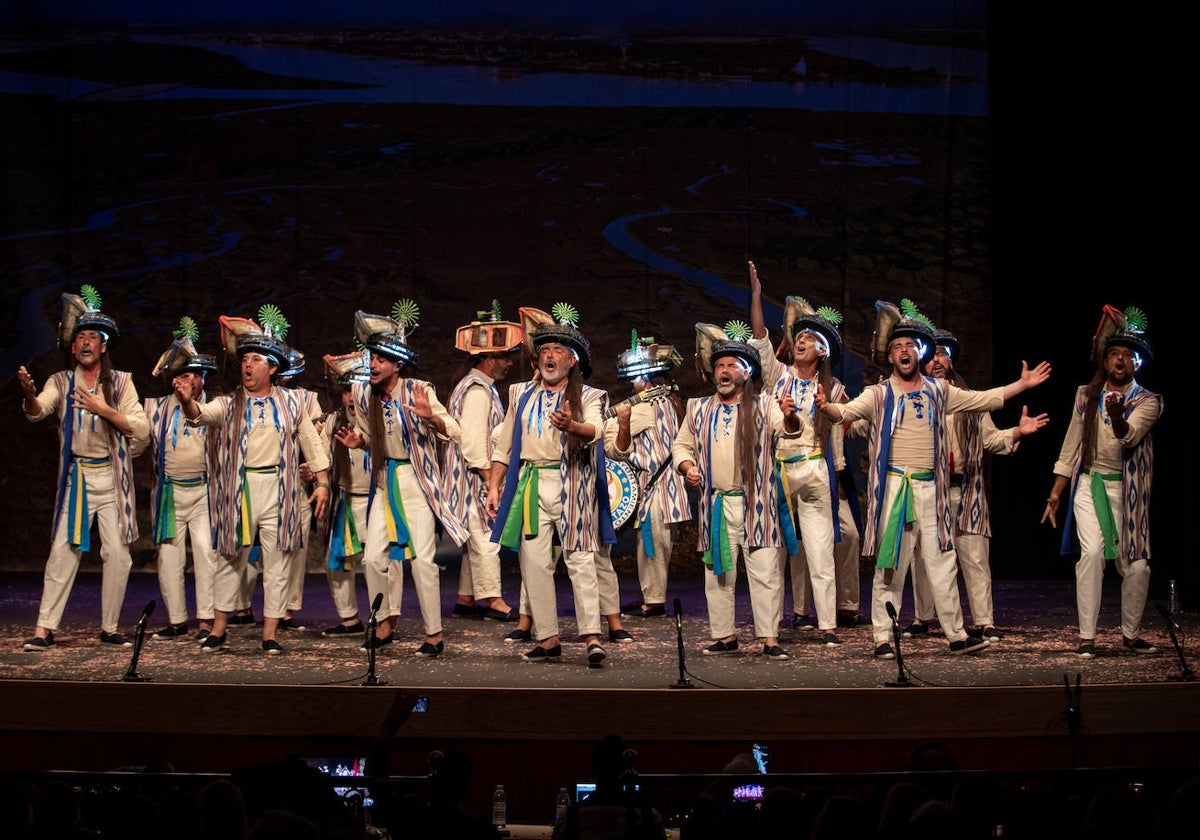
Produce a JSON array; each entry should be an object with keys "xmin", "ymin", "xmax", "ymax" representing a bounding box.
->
[
  {"xmin": 278, "ymin": 617, "xmax": 306, "ymax": 631},
  {"xmin": 99, "ymin": 631, "xmax": 132, "ymax": 647},
  {"xmin": 621, "ymin": 602, "xmax": 667, "ymax": 618},
  {"xmin": 451, "ymin": 603, "xmax": 486, "ymax": 618},
  {"xmin": 1077, "ymin": 642, "xmax": 1096, "ymax": 659},
  {"xmin": 197, "ymin": 628, "xmax": 211, "ymax": 641},
  {"xmin": 836, "ymin": 612, "xmax": 864, "ymax": 628},
  {"xmin": 227, "ymin": 612, "xmax": 256, "ymax": 625},
  {"xmin": 980, "ymin": 626, "xmax": 1003, "ymax": 641},
  {"xmin": 415, "ymin": 640, "xmax": 445, "ymax": 658},
  {"xmin": 1123, "ymin": 637, "xmax": 1157, "ymax": 654},
  {"xmin": 702, "ymin": 639, "xmax": 739, "ymax": 655},
  {"xmin": 200, "ymin": 633, "xmax": 226, "ymax": 652},
  {"xmin": 262, "ymin": 639, "xmax": 284, "ymax": 655},
  {"xmin": 791, "ymin": 615, "xmax": 816, "ymax": 631},
  {"xmin": 484, "ymin": 607, "xmax": 520, "ymax": 622},
  {"xmin": 902, "ymin": 621, "xmax": 930, "ymax": 639},
  {"xmin": 23, "ymin": 632, "xmax": 54, "ymax": 651},
  {"xmin": 360, "ymin": 634, "xmax": 393, "ymax": 652},
  {"xmin": 152, "ymin": 624, "xmax": 189, "ymax": 640},
  {"xmin": 762, "ymin": 644, "xmax": 789, "ymax": 660},
  {"xmin": 503, "ymin": 628, "xmax": 532, "ymax": 643},
  {"xmin": 523, "ymin": 644, "xmax": 562, "ymax": 662},
  {"xmin": 322, "ymin": 621, "xmax": 365, "ymax": 636},
  {"xmin": 874, "ymin": 643, "xmax": 895, "ymax": 660},
  {"xmin": 587, "ymin": 643, "xmax": 607, "ymax": 667},
  {"xmin": 822, "ymin": 632, "xmax": 842, "ymax": 647},
  {"xmin": 949, "ymin": 637, "xmax": 990, "ymax": 655},
  {"xmin": 608, "ymin": 628, "xmax": 635, "ymax": 643}
]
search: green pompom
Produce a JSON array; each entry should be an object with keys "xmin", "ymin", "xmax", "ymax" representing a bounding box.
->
[
  {"xmin": 391, "ymin": 298, "xmax": 420, "ymax": 329},
  {"xmin": 174, "ymin": 316, "xmax": 199, "ymax": 342},
  {"xmin": 258, "ymin": 304, "xmax": 290, "ymax": 339},
  {"xmin": 80, "ymin": 284, "xmax": 102, "ymax": 310},
  {"xmin": 724, "ymin": 320, "xmax": 752, "ymax": 342},
  {"xmin": 815, "ymin": 306, "xmax": 842, "ymax": 326},
  {"xmin": 1123, "ymin": 306, "xmax": 1148, "ymax": 334},
  {"xmin": 551, "ymin": 302, "xmax": 579, "ymax": 326}
]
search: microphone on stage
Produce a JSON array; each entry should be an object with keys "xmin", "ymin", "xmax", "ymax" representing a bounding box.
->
[
  {"xmin": 363, "ymin": 592, "xmax": 387, "ymax": 686},
  {"xmin": 670, "ymin": 598, "xmax": 693, "ymax": 689},
  {"xmin": 369, "ymin": 592, "xmax": 384, "ymax": 620},
  {"xmin": 122, "ymin": 601, "xmax": 156, "ymax": 683},
  {"xmin": 1156, "ymin": 601, "xmax": 1181, "ymax": 632},
  {"xmin": 884, "ymin": 601, "xmax": 912, "ymax": 687},
  {"xmin": 136, "ymin": 600, "xmax": 156, "ymax": 629}
]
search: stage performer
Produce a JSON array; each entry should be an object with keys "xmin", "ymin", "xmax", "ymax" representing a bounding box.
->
[
  {"xmin": 443, "ymin": 301, "xmax": 522, "ymax": 625},
  {"xmin": 902, "ymin": 326, "xmax": 1049, "ymax": 643},
  {"xmin": 20, "ymin": 286, "xmax": 149, "ymax": 651},
  {"xmin": 310, "ymin": 350, "xmax": 372, "ymax": 637},
  {"xmin": 815, "ymin": 299, "xmax": 1050, "ymax": 659},
  {"xmin": 1042, "ymin": 305, "xmax": 1162, "ymax": 659},
  {"xmin": 672, "ymin": 320, "xmax": 802, "ymax": 660},
  {"xmin": 143, "ymin": 317, "xmax": 221, "ymax": 641},
  {"xmin": 177, "ymin": 308, "xmax": 331, "ymax": 655},
  {"xmin": 607, "ymin": 330, "xmax": 692, "ymax": 622},
  {"xmin": 485, "ymin": 302, "xmax": 612, "ymax": 666},
  {"xmin": 335, "ymin": 300, "xmax": 469, "ymax": 658},
  {"xmin": 746, "ymin": 261, "xmax": 851, "ymax": 647}
]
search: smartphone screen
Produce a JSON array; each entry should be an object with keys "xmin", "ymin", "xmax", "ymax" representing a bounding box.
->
[
  {"xmin": 752, "ymin": 743, "xmax": 768, "ymax": 775},
  {"xmin": 411, "ymin": 696, "xmax": 429, "ymax": 713}
]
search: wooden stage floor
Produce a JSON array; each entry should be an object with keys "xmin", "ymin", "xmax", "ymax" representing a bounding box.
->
[{"xmin": 2, "ymin": 567, "xmax": 1198, "ymax": 814}]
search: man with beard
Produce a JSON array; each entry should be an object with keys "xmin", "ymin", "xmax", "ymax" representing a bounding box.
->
[
  {"xmin": 747, "ymin": 262, "xmax": 852, "ymax": 647},
  {"xmin": 902, "ymin": 327, "xmax": 1049, "ymax": 643},
  {"xmin": 815, "ymin": 300, "xmax": 1050, "ymax": 658},
  {"xmin": 672, "ymin": 321, "xmax": 801, "ymax": 660},
  {"xmin": 486, "ymin": 303, "xmax": 612, "ymax": 666},
  {"xmin": 335, "ymin": 301, "xmax": 469, "ymax": 658},
  {"xmin": 444, "ymin": 302, "xmax": 522, "ymax": 624},
  {"xmin": 144, "ymin": 317, "xmax": 221, "ymax": 641},
  {"xmin": 1042, "ymin": 306, "xmax": 1162, "ymax": 659},
  {"xmin": 20, "ymin": 286, "xmax": 149, "ymax": 650},
  {"xmin": 177, "ymin": 310, "xmax": 331, "ymax": 655}
]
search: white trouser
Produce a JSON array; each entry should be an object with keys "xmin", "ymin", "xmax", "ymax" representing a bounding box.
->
[
  {"xmin": 457, "ymin": 503, "xmax": 503, "ymax": 601},
  {"xmin": 703, "ymin": 494, "xmax": 784, "ymax": 640},
  {"xmin": 777, "ymin": 458, "xmax": 838, "ymax": 631},
  {"xmin": 515, "ymin": 467, "xmax": 601, "ymax": 641},
  {"xmin": 634, "ymin": 503, "xmax": 673, "ymax": 606},
  {"xmin": 325, "ymin": 492, "xmax": 369, "ymax": 620},
  {"xmin": 595, "ymin": 544, "xmax": 621, "ymax": 617},
  {"xmin": 215, "ymin": 470, "xmax": 291, "ymax": 619},
  {"xmin": 236, "ymin": 549, "xmax": 257, "ymax": 612},
  {"xmin": 155, "ymin": 478, "xmax": 218, "ymax": 625},
  {"xmin": 1073, "ymin": 474, "xmax": 1150, "ymax": 641},
  {"xmin": 912, "ymin": 485, "xmax": 995, "ymax": 628},
  {"xmin": 871, "ymin": 471, "xmax": 966, "ymax": 645},
  {"xmin": 38, "ymin": 461, "xmax": 132, "ymax": 634},
  {"xmin": 284, "ymin": 490, "xmax": 314, "ymax": 612},
  {"xmin": 361, "ymin": 463, "xmax": 443, "ymax": 636},
  {"xmin": 834, "ymin": 496, "xmax": 862, "ymax": 614}
]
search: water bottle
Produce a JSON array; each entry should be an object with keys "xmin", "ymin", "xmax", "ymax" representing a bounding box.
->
[
  {"xmin": 1168, "ymin": 580, "xmax": 1181, "ymax": 614},
  {"xmin": 555, "ymin": 786, "xmax": 571, "ymax": 825},
  {"xmin": 491, "ymin": 784, "xmax": 507, "ymax": 829}
]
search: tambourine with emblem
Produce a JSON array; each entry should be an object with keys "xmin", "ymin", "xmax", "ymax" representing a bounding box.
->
[{"xmin": 605, "ymin": 460, "xmax": 639, "ymax": 529}]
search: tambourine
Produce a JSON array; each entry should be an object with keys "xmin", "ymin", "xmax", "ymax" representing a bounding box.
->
[{"xmin": 605, "ymin": 460, "xmax": 639, "ymax": 529}]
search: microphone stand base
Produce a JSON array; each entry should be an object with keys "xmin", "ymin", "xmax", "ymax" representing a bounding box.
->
[
  {"xmin": 884, "ymin": 680, "xmax": 914, "ymax": 688},
  {"xmin": 669, "ymin": 680, "xmax": 695, "ymax": 689},
  {"xmin": 122, "ymin": 673, "xmax": 151, "ymax": 683},
  {"xmin": 1168, "ymin": 672, "xmax": 1197, "ymax": 682},
  {"xmin": 362, "ymin": 676, "xmax": 388, "ymax": 686}
]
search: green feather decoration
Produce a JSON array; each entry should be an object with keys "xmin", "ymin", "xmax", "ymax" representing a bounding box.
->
[
  {"xmin": 391, "ymin": 298, "xmax": 420, "ymax": 329},
  {"xmin": 258, "ymin": 304, "xmax": 290, "ymax": 339},
  {"xmin": 724, "ymin": 320, "xmax": 752, "ymax": 342},
  {"xmin": 551, "ymin": 302, "xmax": 579, "ymax": 326},
  {"xmin": 491, "ymin": 299, "xmax": 503, "ymax": 321},
  {"xmin": 815, "ymin": 306, "xmax": 842, "ymax": 326},
  {"xmin": 1123, "ymin": 306, "xmax": 1148, "ymax": 334},
  {"xmin": 630, "ymin": 329, "xmax": 639, "ymax": 351},
  {"xmin": 174, "ymin": 316, "xmax": 199, "ymax": 342},
  {"xmin": 80, "ymin": 284, "xmax": 101, "ymax": 310}
]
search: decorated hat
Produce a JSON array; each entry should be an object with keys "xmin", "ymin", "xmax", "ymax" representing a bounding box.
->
[
  {"xmin": 519, "ymin": 302, "xmax": 592, "ymax": 378},
  {"xmin": 59, "ymin": 284, "xmax": 119, "ymax": 348},
  {"xmin": 151, "ymin": 316, "xmax": 219, "ymax": 377},
  {"xmin": 355, "ymin": 298, "xmax": 420, "ymax": 366},
  {"xmin": 281, "ymin": 347, "xmax": 306, "ymax": 379},
  {"xmin": 218, "ymin": 304, "xmax": 291, "ymax": 369},
  {"xmin": 931, "ymin": 327, "xmax": 960, "ymax": 361},
  {"xmin": 455, "ymin": 299, "xmax": 523, "ymax": 356},
  {"xmin": 872, "ymin": 299, "xmax": 936, "ymax": 366},
  {"xmin": 694, "ymin": 320, "xmax": 761, "ymax": 383},
  {"xmin": 783, "ymin": 296, "xmax": 844, "ymax": 367},
  {"xmin": 1092, "ymin": 304, "xmax": 1153, "ymax": 369},
  {"xmin": 323, "ymin": 350, "xmax": 370, "ymax": 387},
  {"xmin": 617, "ymin": 329, "xmax": 683, "ymax": 381}
]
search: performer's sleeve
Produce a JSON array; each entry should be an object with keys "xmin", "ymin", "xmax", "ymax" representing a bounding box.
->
[
  {"xmin": 981, "ymin": 411, "xmax": 1019, "ymax": 456},
  {"xmin": 459, "ymin": 386, "xmax": 493, "ymax": 470},
  {"xmin": 671, "ymin": 403, "xmax": 697, "ymax": 471},
  {"xmin": 297, "ymin": 415, "xmax": 332, "ymax": 473},
  {"xmin": 24, "ymin": 375, "xmax": 63, "ymax": 422},
  {"xmin": 1051, "ymin": 392, "xmax": 1084, "ymax": 478},
  {"xmin": 424, "ymin": 383, "xmax": 459, "ymax": 442},
  {"xmin": 490, "ymin": 387, "xmax": 517, "ymax": 467},
  {"xmin": 1119, "ymin": 393, "xmax": 1162, "ymax": 448}
]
